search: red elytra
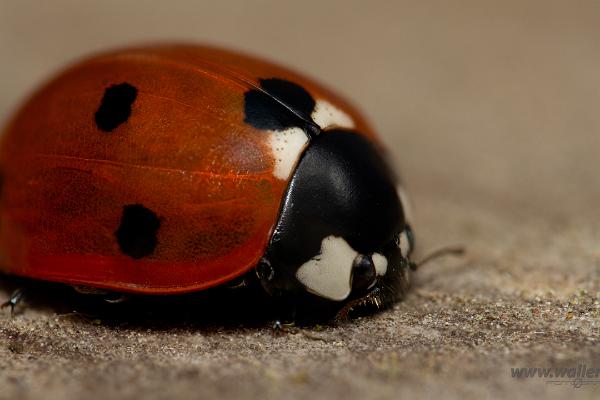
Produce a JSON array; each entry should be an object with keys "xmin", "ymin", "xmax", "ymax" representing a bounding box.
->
[{"xmin": 0, "ymin": 44, "xmax": 379, "ymax": 294}]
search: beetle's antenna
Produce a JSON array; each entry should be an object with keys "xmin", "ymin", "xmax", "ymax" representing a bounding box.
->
[{"xmin": 409, "ymin": 246, "xmax": 465, "ymax": 271}]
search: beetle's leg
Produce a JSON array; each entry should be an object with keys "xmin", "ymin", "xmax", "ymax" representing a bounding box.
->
[
  {"xmin": 272, "ymin": 320, "xmax": 296, "ymax": 336},
  {"xmin": 270, "ymin": 294, "xmax": 298, "ymax": 335},
  {"xmin": 226, "ymin": 275, "xmax": 251, "ymax": 290},
  {"xmin": 72, "ymin": 285, "xmax": 109, "ymax": 295},
  {"xmin": 1, "ymin": 289, "xmax": 25, "ymax": 317},
  {"xmin": 103, "ymin": 293, "xmax": 129, "ymax": 304},
  {"xmin": 272, "ymin": 320, "xmax": 283, "ymax": 335},
  {"xmin": 72, "ymin": 285, "xmax": 129, "ymax": 304}
]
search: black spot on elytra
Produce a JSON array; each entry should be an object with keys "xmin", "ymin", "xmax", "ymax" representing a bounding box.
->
[
  {"xmin": 115, "ymin": 204, "xmax": 160, "ymax": 259},
  {"xmin": 95, "ymin": 83, "xmax": 138, "ymax": 132},
  {"xmin": 244, "ymin": 78, "xmax": 318, "ymax": 135}
]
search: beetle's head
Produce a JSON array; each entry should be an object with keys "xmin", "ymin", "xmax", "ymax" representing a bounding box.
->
[{"xmin": 257, "ymin": 130, "xmax": 414, "ymax": 320}]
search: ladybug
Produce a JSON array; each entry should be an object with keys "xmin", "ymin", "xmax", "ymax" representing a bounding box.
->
[{"xmin": 0, "ymin": 44, "xmax": 417, "ymax": 320}]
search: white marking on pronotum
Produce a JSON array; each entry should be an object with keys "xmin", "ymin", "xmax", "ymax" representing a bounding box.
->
[
  {"xmin": 397, "ymin": 185, "xmax": 413, "ymax": 223},
  {"xmin": 311, "ymin": 99, "xmax": 355, "ymax": 130},
  {"xmin": 268, "ymin": 127, "xmax": 309, "ymax": 180},
  {"xmin": 296, "ymin": 235, "xmax": 358, "ymax": 301},
  {"xmin": 398, "ymin": 230, "xmax": 411, "ymax": 257},
  {"xmin": 372, "ymin": 253, "xmax": 388, "ymax": 276},
  {"xmin": 268, "ymin": 99, "xmax": 354, "ymax": 180}
]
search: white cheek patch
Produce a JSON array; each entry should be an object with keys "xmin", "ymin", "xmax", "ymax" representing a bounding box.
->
[
  {"xmin": 268, "ymin": 127, "xmax": 309, "ymax": 180},
  {"xmin": 295, "ymin": 236, "xmax": 358, "ymax": 301},
  {"xmin": 372, "ymin": 253, "xmax": 388, "ymax": 276},
  {"xmin": 311, "ymin": 99, "xmax": 355, "ymax": 130},
  {"xmin": 397, "ymin": 185, "xmax": 413, "ymax": 224},
  {"xmin": 398, "ymin": 230, "xmax": 411, "ymax": 257}
]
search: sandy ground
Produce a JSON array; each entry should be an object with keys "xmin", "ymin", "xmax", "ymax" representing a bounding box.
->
[{"xmin": 1, "ymin": 1, "xmax": 600, "ymax": 399}]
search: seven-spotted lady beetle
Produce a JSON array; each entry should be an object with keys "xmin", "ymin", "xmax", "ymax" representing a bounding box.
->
[{"xmin": 0, "ymin": 44, "xmax": 423, "ymax": 319}]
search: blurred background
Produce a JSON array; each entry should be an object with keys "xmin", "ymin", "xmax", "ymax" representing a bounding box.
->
[
  {"xmin": 1, "ymin": 2, "xmax": 600, "ymax": 399},
  {"xmin": 2, "ymin": 0, "xmax": 600, "ymax": 224}
]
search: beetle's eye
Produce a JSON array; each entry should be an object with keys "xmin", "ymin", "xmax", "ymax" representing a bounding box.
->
[{"xmin": 352, "ymin": 254, "xmax": 376, "ymax": 291}]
